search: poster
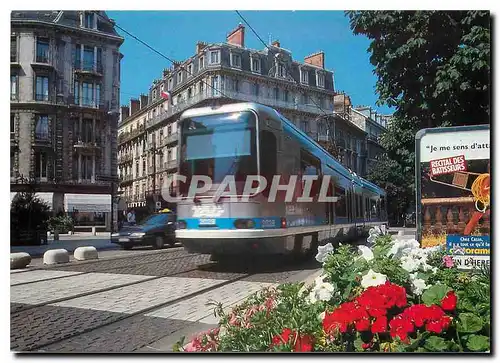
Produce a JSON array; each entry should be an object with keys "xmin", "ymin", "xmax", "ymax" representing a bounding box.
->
[{"xmin": 415, "ymin": 125, "xmax": 490, "ymax": 269}]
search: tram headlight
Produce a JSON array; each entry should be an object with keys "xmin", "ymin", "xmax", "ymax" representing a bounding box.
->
[
  {"xmin": 234, "ymin": 219, "xmax": 255, "ymax": 229},
  {"xmin": 176, "ymin": 220, "xmax": 187, "ymax": 229}
]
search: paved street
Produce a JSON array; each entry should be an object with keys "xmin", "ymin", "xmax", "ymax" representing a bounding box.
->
[
  {"xmin": 10, "ymin": 230, "xmax": 417, "ymax": 353},
  {"xmin": 10, "ymin": 246, "xmax": 322, "ymax": 353}
]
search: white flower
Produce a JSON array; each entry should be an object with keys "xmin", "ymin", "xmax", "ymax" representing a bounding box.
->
[
  {"xmin": 361, "ymin": 269, "xmax": 387, "ymax": 289},
  {"xmin": 411, "ymin": 278, "xmax": 429, "ymax": 295},
  {"xmin": 401, "ymin": 256, "xmax": 420, "ymax": 272},
  {"xmin": 380, "ymin": 225, "xmax": 387, "ymax": 235},
  {"xmin": 431, "ymin": 267, "xmax": 438, "ymax": 274},
  {"xmin": 357, "ymin": 245, "xmax": 374, "ymax": 262},
  {"xmin": 319, "ymin": 311, "xmax": 326, "ymax": 320},
  {"xmin": 367, "ymin": 227, "xmax": 381, "ymax": 244},
  {"xmin": 315, "ymin": 243, "xmax": 334, "ymax": 263},
  {"xmin": 308, "ymin": 275, "xmax": 335, "ymax": 303}
]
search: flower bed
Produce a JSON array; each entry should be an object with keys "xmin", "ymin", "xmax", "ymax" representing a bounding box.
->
[{"xmin": 174, "ymin": 227, "xmax": 490, "ymax": 352}]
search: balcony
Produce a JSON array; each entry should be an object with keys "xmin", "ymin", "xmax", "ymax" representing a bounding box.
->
[
  {"xmin": 119, "ymin": 174, "xmax": 134, "ymax": 186},
  {"xmin": 165, "ymin": 160, "xmax": 177, "ymax": 170},
  {"xmin": 118, "ymin": 124, "xmax": 146, "ymax": 145},
  {"xmin": 118, "ymin": 154, "xmax": 134, "ymax": 164},
  {"xmin": 34, "ymin": 132, "xmax": 52, "ymax": 147},
  {"xmin": 160, "ymin": 133, "xmax": 178, "ymax": 147},
  {"xmin": 74, "ymin": 61, "xmax": 103, "ymax": 76},
  {"xmin": 73, "ymin": 138, "xmax": 100, "ymax": 150},
  {"xmin": 31, "ymin": 52, "xmax": 54, "ymax": 70},
  {"xmin": 367, "ymin": 133, "xmax": 381, "ymax": 144}
]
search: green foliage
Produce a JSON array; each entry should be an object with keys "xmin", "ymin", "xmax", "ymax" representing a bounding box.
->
[
  {"xmin": 48, "ymin": 215, "xmax": 74, "ymax": 232},
  {"xmin": 345, "ymin": 11, "xmax": 490, "ymax": 212},
  {"xmin": 424, "ymin": 336, "xmax": 448, "ymax": 352},
  {"xmin": 421, "ymin": 284, "xmax": 451, "ymax": 306},
  {"xmin": 10, "ymin": 192, "xmax": 50, "ymax": 231},
  {"xmin": 457, "ymin": 313, "xmax": 483, "ymax": 334},
  {"xmin": 466, "ymin": 335, "xmax": 489, "ymax": 352}
]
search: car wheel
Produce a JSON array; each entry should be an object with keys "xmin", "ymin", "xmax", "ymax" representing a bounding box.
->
[
  {"xmin": 122, "ymin": 245, "xmax": 133, "ymax": 250},
  {"xmin": 155, "ymin": 235, "xmax": 165, "ymax": 249}
]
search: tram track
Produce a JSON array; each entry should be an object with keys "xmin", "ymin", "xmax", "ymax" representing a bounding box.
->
[
  {"xmin": 11, "ymin": 248, "xmax": 197, "ymax": 287},
  {"xmin": 11, "ymin": 253, "xmax": 318, "ymax": 352}
]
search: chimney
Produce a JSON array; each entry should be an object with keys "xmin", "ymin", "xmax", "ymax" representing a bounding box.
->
[
  {"xmin": 120, "ymin": 106, "xmax": 130, "ymax": 121},
  {"xmin": 304, "ymin": 51, "xmax": 325, "ymax": 69},
  {"xmin": 196, "ymin": 41, "xmax": 207, "ymax": 54},
  {"xmin": 130, "ymin": 99, "xmax": 140, "ymax": 115},
  {"xmin": 271, "ymin": 40, "xmax": 280, "ymax": 48},
  {"xmin": 226, "ymin": 23, "xmax": 245, "ymax": 47},
  {"xmin": 140, "ymin": 94, "xmax": 148, "ymax": 109}
]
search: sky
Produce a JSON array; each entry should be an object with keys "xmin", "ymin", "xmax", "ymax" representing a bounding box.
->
[{"xmin": 107, "ymin": 10, "xmax": 394, "ymax": 115}]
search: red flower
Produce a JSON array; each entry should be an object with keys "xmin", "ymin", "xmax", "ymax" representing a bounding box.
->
[
  {"xmin": 367, "ymin": 307, "xmax": 387, "ymax": 318},
  {"xmin": 389, "ymin": 315, "xmax": 414, "ymax": 342},
  {"xmin": 440, "ymin": 291, "xmax": 457, "ymax": 311},
  {"xmin": 371, "ymin": 316, "xmax": 388, "ymax": 333},
  {"xmin": 355, "ymin": 318, "xmax": 371, "ymax": 332},
  {"xmin": 361, "ymin": 341, "xmax": 373, "ymax": 350},
  {"xmin": 294, "ymin": 335, "xmax": 314, "ymax": 352},
  {"xmin": 426, "ymin": 316, "xmax": 453, "ymax": 334},
  {"xmin": 270, "ymin": 328, "xmax": 314, "ymax": 352}
]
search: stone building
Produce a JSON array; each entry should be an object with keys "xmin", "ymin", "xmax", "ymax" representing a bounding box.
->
[
  {"xmin": 10, "ymin": 10, "xmax": 124, "ymax": 231},
  {"xmin": 117, "ymin": 24, "xmax": 388, "ymax": 211}
]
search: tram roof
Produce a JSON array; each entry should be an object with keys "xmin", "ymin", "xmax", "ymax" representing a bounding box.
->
[{"xmin": 180, "ymin": 102, "xmax": 385, "ymax": 196}]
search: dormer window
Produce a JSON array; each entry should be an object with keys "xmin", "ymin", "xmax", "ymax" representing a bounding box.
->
[
  {"xmin": 199, "ymin": 56, "xmax": 205, "ymax": 69},
  {"xmin": 209, "ymin": 50, "xmax": 220, "ymax": 64},
  {"xmin": 168, "ymin": 78, "xmax": 173, "ymax": 90},
  {"xmin": 160, "ymin": 84, "xmax": 164, "ymax": 92},
  {"xmin": 152, "ymin": 89, "xmax": 157, "ymax": 100},
  {"xmin": 277, "ymin": 63, "xmax": 286, "ymax": 78},
  {"xmin": 317, "ymin": 71, "xmax": 325, "ymax": 88},
  {"xmin": 187, "ymin": 63, "xmax": 193, "ymax": 77},
  {"xmin": 83, "ymin": 12, "xmax": 96, "ymax": 29},
  {"xmin": 251, "ymin": 57, "xmax": 261, "ymax": 73},
  {"xmin": 177, "ymin": 71, "xmax": 183, "ymax": 83},
  {"xmin": 230, "ymin": 53, "xmax": 242, "ymax": 68},
  {"xmin": 300, "ymin": 68, "xmax": 309, "ymax": 84}
]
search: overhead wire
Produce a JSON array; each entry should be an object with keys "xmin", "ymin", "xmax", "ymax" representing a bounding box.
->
[
  {"xmin": 91, "ymin": 11, "xmax": 231, "ymax": 101},
  {"xmin": 234, "ymin": 10, "xmax": 341, "ymax": 157}
]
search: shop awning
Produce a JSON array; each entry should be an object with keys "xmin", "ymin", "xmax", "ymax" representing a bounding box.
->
[
  {"xmin": 10, "ymin": 192, "xmax": 53, "ymax": 210},
  {"xmin": 64, "ymin": 194, "xmax": 111, "ymax": 213}
]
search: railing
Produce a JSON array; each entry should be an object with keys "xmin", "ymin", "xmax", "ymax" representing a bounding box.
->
[
  {"xmin": 161, "ymin": 133, "xmax": 178, "ymax": 146},
  {"xmin": 118, "ymin": 154, "xmax": 133, "ymax": 164},
  {"xmin": 35, "ymin": 132, "xmax": 50, "ymax": 142},
  {"xmin": 145, "ymin": 90, "xmax": 327, "ymax": 130},
  {"xmin": 118, "ymin": 124, "xmax": 145, "ymax": 144},
  {"xmin": 166, "ymin": 160, "xmax": 177, "ymax": 170},
  {"xmin": 119, "ymin": 175, "xmax": 134, "ymax": 183},
  {"xmin": 35, "ymin": 52, "xmax": 49, "ymax": 64},
  {"xmin": 421, "ymin": 197, "xmax": 490, "ymax": 236},
  {"xmin": 35, "ymin": 93, "xmax": 50, "ymax": 102},
  {"xmin": 74, "ymin": 61, "xmax": 103, "ymax": 74}
]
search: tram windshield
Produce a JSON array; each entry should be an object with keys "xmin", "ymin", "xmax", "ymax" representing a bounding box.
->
[{"xmin": 179, "ymin": 111, "xmax": 258, "ymax": 195}]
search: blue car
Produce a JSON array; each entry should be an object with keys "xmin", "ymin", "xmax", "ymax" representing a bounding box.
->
[{"xmin": 111, "ymin": 210, "xmax": 176, "ymax": 250}]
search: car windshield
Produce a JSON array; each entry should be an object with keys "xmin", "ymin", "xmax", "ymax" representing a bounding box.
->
[{"xmin": 141, "ymin": 213, "xmax": 171, "ymax": 225}]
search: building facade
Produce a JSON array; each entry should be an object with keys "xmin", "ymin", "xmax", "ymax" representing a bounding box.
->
[
  {"xmin": 117, "ymin": 24, "xmax": 388, "ymax": 211},
  {"xmin": 10, "ymin": 10, "xmax": 124, "ymax": 231}
]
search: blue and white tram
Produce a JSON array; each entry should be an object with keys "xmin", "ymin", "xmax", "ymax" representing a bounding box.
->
[{"xmin": 174, "ymin": 102, "xmax": 388, "ymax": 258}]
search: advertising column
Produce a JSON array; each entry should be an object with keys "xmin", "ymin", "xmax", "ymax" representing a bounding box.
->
[{"xmin": 415, "ymin": 125, "xmax": 490, "ymax": 270}]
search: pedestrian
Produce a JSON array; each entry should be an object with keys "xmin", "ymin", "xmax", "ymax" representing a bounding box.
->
[{"xmin": 127, "ymin": 209, "xmax": 136, "ymax": 225}]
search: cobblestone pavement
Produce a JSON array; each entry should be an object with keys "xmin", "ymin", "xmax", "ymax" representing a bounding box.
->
[{"xmin": 10, "ymin": 245, "xmax": 323, "ymax": 353}]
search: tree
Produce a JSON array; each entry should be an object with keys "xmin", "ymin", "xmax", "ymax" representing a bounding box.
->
[
  {"xmin": 366, "ymin": 154, "xmax": 413, "ymax": 225},
  {"xmin": 10, "ymin": 192, "xmax": 50, "ymax": 245},
  {"xmin": 346, "ymin": 11, "xmax": 490, "ymax": 218}
]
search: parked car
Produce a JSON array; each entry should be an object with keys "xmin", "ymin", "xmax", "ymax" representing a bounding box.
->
[{"xmin": 111, "ymin": 209, "xmax": 176, "ymax": 250}]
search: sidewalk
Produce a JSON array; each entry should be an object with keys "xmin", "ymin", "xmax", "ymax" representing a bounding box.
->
[
  {"xmin": 10, "ymin": 235, "xmax": 116, "ymax": 257},
  {"xmin": 138, "ymin": 267, "xmax": 323, "ymax": 353}
]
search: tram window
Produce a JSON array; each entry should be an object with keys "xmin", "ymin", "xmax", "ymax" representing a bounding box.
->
[
  {"xmin": 381, "ymin": 197, "xmax": 386, "ymax": 218},
  {"xmin": 365, "ymin": 196, "xmax": 370, "ymax": 219},
  {"xmin": 259, "ymin": 130, "xmax": 277, "ymax": 191},
  {"xmin": 357, "ymin": 194, "xmax": 363, "ymax": 218},
  {"xmin": 335, "ymin": 185, "xmax": 347, "ymax": 217},
  {"xmin": 370, "ymin": 199, "xmax": 377, "ymax": 219},
  {"xmin": 300, "ymin": 149, "xmax": 321, "ymax": 196}
]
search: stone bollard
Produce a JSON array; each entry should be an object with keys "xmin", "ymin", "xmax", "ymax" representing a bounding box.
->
[
  {"xmin": 74, "ymin": 246, "xmax": 98, "ymax": 261},
  {"xmin": 43, "ymin": 249, "xmax": 69, "ymax": 265},
  {"xmin": 92, "ymin": 226, "xmax": 97, "ymax": 236},
  {"xmin": 68, "ymin": 230, "xmax": 73, "ymax": 235},
  {"xmin": 53, "ymin": 229, "xmax": 60, "ymax": 241},
  {"xmin": 11, "ymin": 252, "xmax": 31, "ymax": 269},
  {"xmin": 398, "ymin": 231, "xmax": 404, "ymax": 237}
]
